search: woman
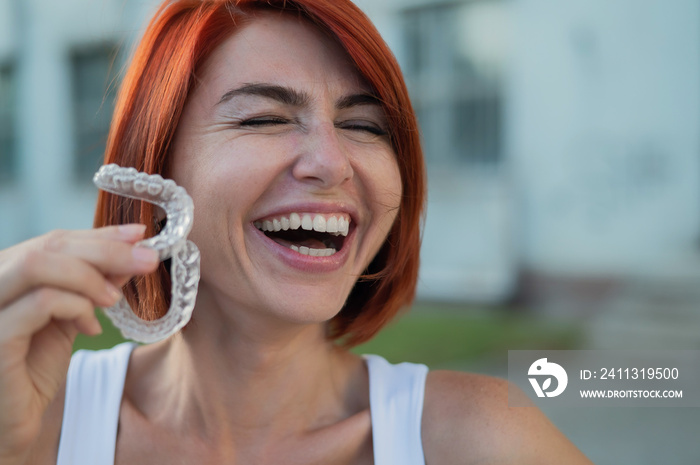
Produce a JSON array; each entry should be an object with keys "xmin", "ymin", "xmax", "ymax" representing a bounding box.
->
[{"xmin": 0, "ymin": 1, "xmax": 592, "ymax": 464}]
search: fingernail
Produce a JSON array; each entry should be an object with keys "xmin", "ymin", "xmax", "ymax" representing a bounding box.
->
[
  {"xmin": 119, "ymin": 224, "xmax": 147, "ymax": 237},
  {"xmin": 105, "ymin": 281, "xmax": 122, "ymax": 303},
  {"xmin": 132, "ymin": 246, "xmax": 159, "ymax": 264},
  {"xmin": 88, "ymin": 318, "xmax": 103, "ymax": 336}
]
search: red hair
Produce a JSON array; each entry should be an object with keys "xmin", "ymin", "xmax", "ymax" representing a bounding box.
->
[{"xmin": 94, "ymin": 0, "xmax": 425, "ymax": 347}]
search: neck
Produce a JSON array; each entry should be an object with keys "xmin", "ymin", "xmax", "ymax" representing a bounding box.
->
[{"xmin": 125, "ymin": 295, "xmax": 367, "ymax": 446}]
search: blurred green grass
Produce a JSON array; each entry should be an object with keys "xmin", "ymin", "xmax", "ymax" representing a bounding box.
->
[
  {"xmin": 352, "ymin": 302, "xmax": 580, "ymax": 369},
  {"xmin": 74, "ymin": 302, "xmax": 580, "ymax": 369},
  {"xmin": 73, "ymin": 309, "xmax": 129, "ymax": 352}
]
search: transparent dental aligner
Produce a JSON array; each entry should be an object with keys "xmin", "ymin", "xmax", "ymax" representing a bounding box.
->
[{"xmin": 93, "ymin": 164, "xmax": 201, "ymax": 343}]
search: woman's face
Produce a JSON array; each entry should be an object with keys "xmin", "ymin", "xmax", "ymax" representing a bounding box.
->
[{"xmin": 170, "ymin": 13, "xmax": 402, "ymax": 325}]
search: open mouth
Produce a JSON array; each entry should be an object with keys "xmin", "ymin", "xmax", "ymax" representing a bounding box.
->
[{"xmin": 254, "ymin": 213, "xmax": 350, "ymax": 257}]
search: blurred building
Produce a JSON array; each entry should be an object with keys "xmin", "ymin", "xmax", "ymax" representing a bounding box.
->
[
  {"xmin": 1, "ymin": 0, "xmax": 699, "ymax": 304},
  {"xmin": 357, "ymin": 0, "xmax": 700, "ymax": 304},
  {"xmin": 0, "ymin": 0, "xmax": 154, "ymax": 245}
]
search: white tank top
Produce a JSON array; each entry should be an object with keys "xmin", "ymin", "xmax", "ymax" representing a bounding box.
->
[{"xmin": 57, "ymin": 343, "xmax": 428, "ymax": 465}]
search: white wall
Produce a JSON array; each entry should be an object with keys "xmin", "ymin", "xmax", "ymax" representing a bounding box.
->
[
  {"xmin": 0, "ymin": 0, "xmax": 16, "ymax": 58},
  {"xmin": 359, "ymin": 0, "xmax": 700, "ymax": 298},
  {"xmin": 507, "ymin": 0, "xmax": 700, "ymax": 277},
  {"xmin": 0, "ymin": 0, "xmax": 159, "ymax": 249}
]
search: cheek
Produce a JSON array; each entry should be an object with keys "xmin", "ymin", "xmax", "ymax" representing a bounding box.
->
[
  {"xmin": 170, "ymin": 140, "xmax": 293, "ymax": 255},
  {"xmin": 360, "ymin": 153, "xmax": 403, "ymax": 241},
  {"xmin": 375, "ymin": 156, "xmax": 403, "ymax": 216},
  {"xmin": 388, "ymin": 160, "xmax": 403, "ymax": 209},
  {"xmin": 172, "ymin": 135, "xmax": 285, "ymax": 203}
]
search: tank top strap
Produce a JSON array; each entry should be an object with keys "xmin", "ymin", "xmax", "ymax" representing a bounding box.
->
[
  {"xmin": 57, "ymin": 342, "xmax": 136, "ymax": 465},
  {"xmin": 365, "ymin": 354, "xmax": 429, "ymax": 465}
]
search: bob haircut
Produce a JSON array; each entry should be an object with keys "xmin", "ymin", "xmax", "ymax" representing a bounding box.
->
[{"xmin": 94, "ymin": 0, "xmax": 425, "ymax": 347}]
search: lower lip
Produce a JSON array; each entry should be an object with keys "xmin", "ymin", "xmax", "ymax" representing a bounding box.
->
[{"xmin": 250, "ymin": 225, "xmax": 353, "ymax": 272}]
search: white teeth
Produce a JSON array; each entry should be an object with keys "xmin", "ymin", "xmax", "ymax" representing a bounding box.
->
[
  {"xmin": 313, "ymin": 215, "xmax": 326, "ymax": 232},
  {"xmin": 301, "ymin": 214, "xmax": 313, "ymax": 231},
  {"xmin": 255, "ymin": 212, "xmax": 350, "ymax": 237},
  {"xmin": 338, "ymin": 217, "xmax": 349, "ymax": 236},
  {"xmin": 289, "ymin": 245, "xmax": 336, "ymax": 256},
  {"xmin": 279, "ymin": 239, "xmax": 337, "ymax": 256},
  {"xmin": 326, "ymin": 216, "xmax": 338, "ymax": 233}
]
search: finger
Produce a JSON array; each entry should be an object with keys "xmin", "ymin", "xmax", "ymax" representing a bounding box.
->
[
  {"xmin": 0, "ymin": 251, "xmax": 124, "ymax": 309},
  {"xmin": 0, "ymin": 288, "xmax": 101, "ymax": 343},
  {"xmin": 23, "ymin": 319, "xmax": 79, "ymax": 406},
  {"xmin": 45, "ymin": 237, "xmax": 160, "ymax": 277},
  {"xmin": 68, "ymin": 224, "xmax": 149, "ymax": 243},
  {"xmin": 0, "ymin": 290, "xmax": 99, "ymax": 410},
  {"xmin": 107, "ymin": 257, "xmax": 166, "ymax": 287},
  {"xmin": 0, "ymin": 224, "xmax": 148, "ymax": 268},
  {"xmin": 107, "ymin": 273, "xmax": 145, "ymax": 290}
]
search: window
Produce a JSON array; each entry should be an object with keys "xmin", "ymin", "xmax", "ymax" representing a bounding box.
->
[
  {"xmin": 0, "ymin": 62, "xmax": 16, "ymax": 183},
  {"xmin": 402, "ymin": 1, "xmax": 509, "ymax": 168},
  {"xmin": 71, "ymin": 44, "xmax": 119, "ymax": 180}
]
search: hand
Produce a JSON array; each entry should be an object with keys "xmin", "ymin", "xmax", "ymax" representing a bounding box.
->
[{"xmin": 0, "ymin": 225, "xmax": 160, "ymax": 463}]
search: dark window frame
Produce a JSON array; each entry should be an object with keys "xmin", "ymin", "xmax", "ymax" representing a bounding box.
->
[
  {"xmin": 70, "ymin": 43, "xmax": 121, "ymax": 181},
  {"xmin": 401, "ymin": 0, "xmax": 506, "ymax": 169},
  {"xmin": 0, "ymin": 60, "xmax": 17, "ymax": 184}
]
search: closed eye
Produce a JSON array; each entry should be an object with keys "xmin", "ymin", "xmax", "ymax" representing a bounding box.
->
[
  {"xmin": 239, "ymin": 117, "xmax": 289, "ymax": 127},
  {"xmin": 336, "ymin": 121, "xmax": 388, "ymax": 136}
]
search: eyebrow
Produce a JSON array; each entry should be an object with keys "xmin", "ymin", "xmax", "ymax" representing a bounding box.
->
[
  {"xmin": 218, "ymin": 83, "xmax": 309, "ymax": 107},
  {"xmin": 217, "ymin": 83, "xmax": 382, "ymax": 110},
  {"xmin": 336, "ymin": 92, "xmax": 383, "ymax": 110}
]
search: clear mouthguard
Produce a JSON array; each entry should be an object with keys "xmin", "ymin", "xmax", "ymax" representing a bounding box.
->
[{"xmin": 93, "ymin": 164, "xmax": 201, "ymax": 343}]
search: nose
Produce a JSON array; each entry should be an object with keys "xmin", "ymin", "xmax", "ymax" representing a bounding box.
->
[{"xmin": 292, "ymin": 122, "xmax": 353, "ymax": 189}]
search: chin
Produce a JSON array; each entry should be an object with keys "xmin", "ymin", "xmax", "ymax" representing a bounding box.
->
[{"xmin": 260, "ymin": 284, "xmax": 351, "ymax": 326}]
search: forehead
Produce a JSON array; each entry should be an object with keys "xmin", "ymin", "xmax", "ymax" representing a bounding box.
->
[{"xmin": 195, "ymin": 12, "xmax": 368, "ymax": 100}]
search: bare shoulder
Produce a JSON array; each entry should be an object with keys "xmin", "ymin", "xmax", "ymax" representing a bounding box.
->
[{"xmin": 421, "ymin": 370, "xmax": 592, "ymax": 465}]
